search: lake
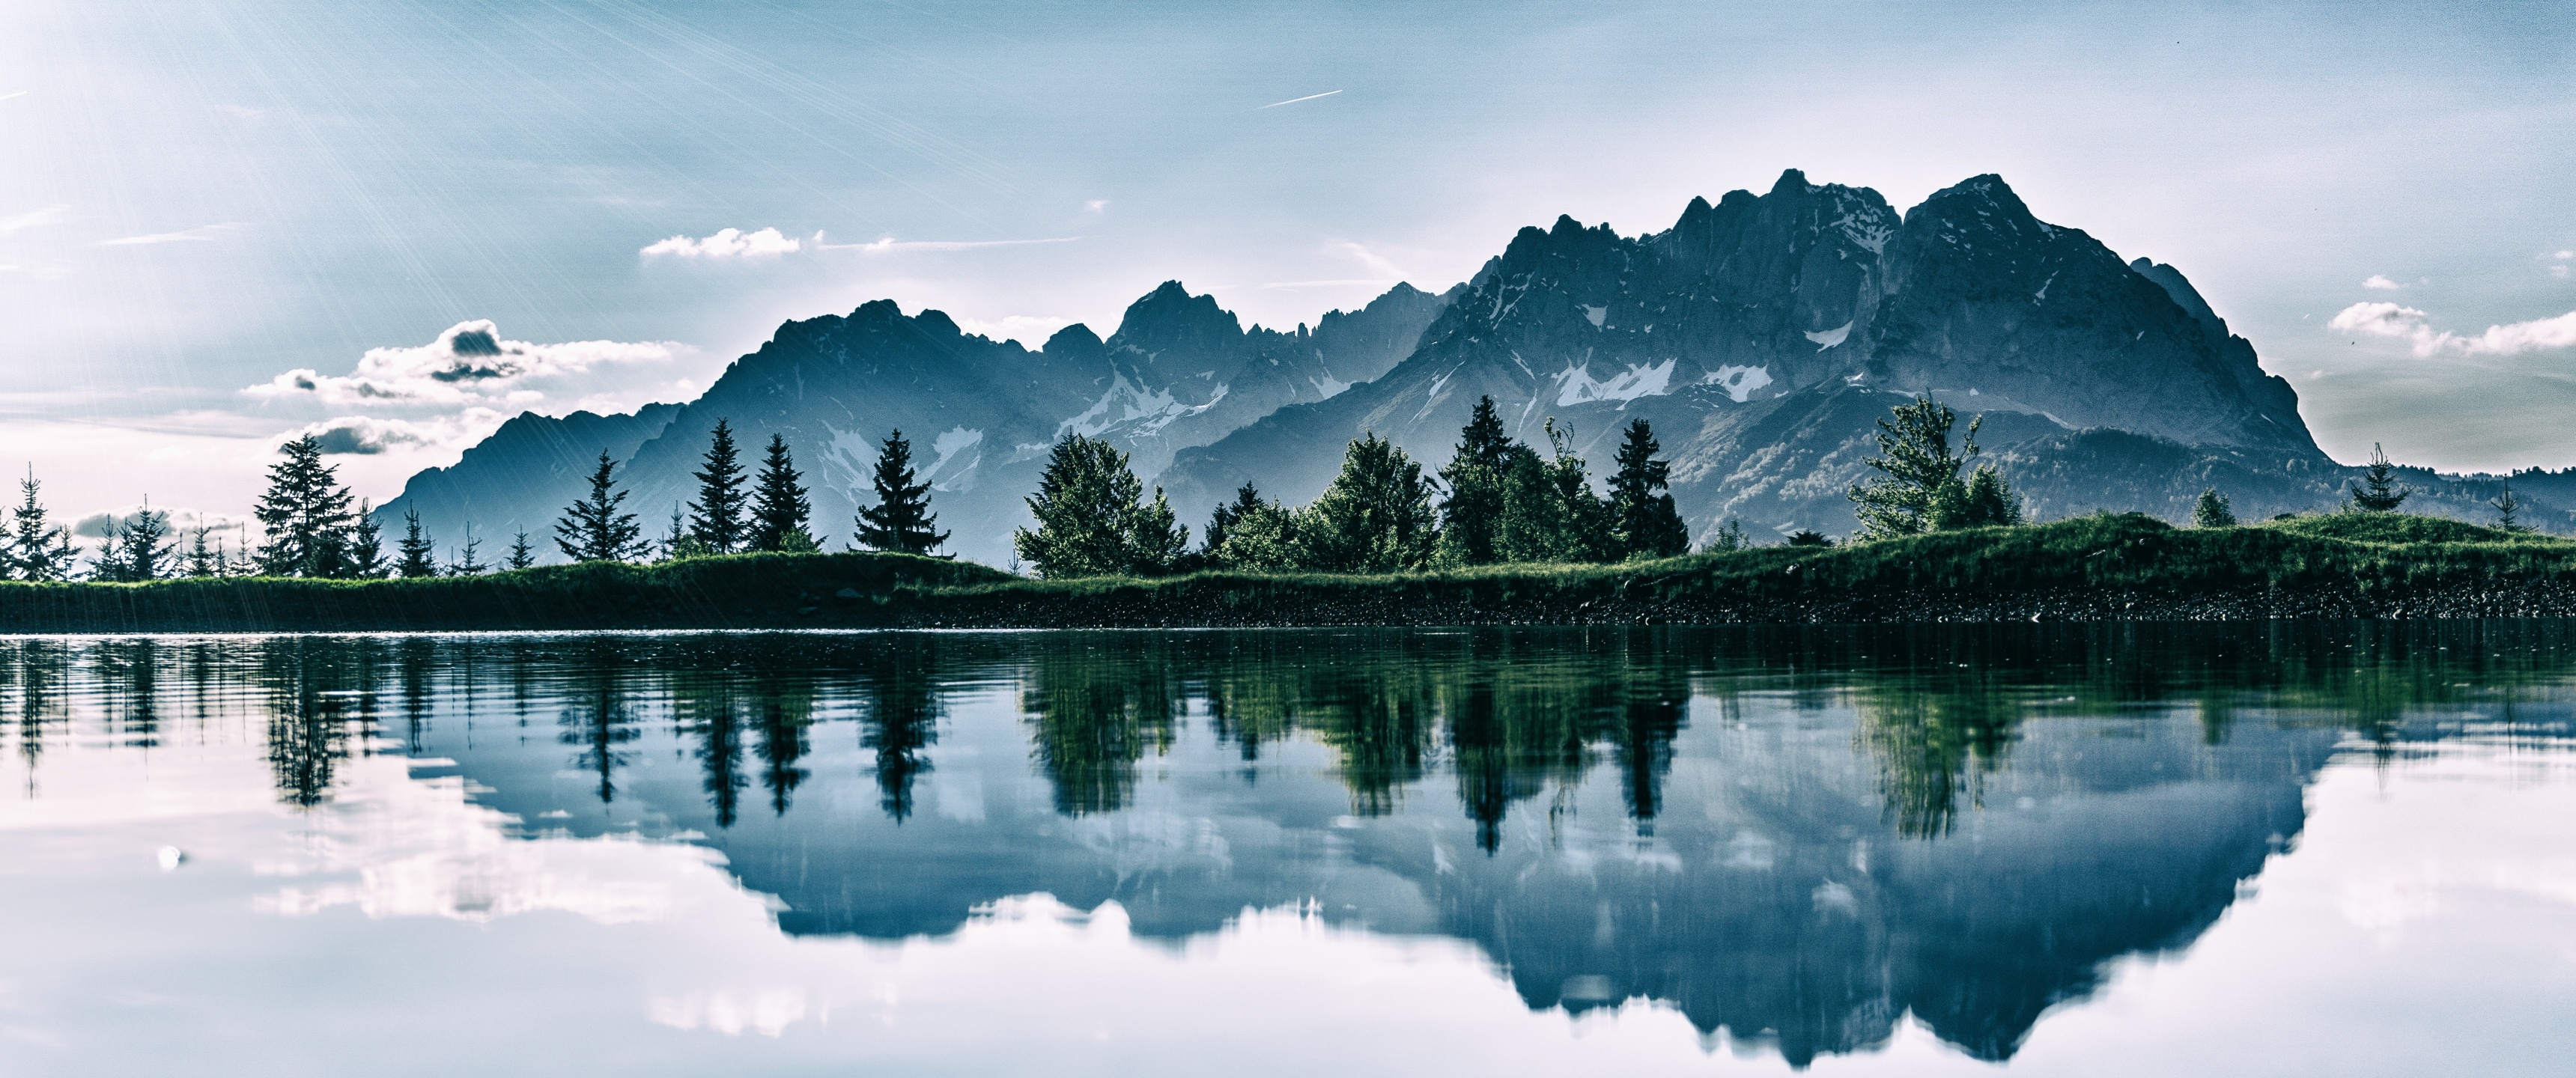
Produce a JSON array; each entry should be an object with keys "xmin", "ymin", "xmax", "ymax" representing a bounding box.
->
[{"xmin": 4, "ymin": 624, "xmax": 2572, "ymax": 1076}]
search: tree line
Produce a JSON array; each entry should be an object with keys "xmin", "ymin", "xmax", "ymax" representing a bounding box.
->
[{"xmin": 0, "ymin": 392, "xmax": 2531, "ymax": 584}]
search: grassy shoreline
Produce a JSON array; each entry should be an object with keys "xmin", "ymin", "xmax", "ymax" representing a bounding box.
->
[{"xmin": 4, "ymin": 514, "xmax": 2573, "ymax": 634}]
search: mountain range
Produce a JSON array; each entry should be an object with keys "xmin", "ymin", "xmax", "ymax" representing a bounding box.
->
[{"xmin": 381, "ymin": 169, "xmax": 2560, "ymax": 565}]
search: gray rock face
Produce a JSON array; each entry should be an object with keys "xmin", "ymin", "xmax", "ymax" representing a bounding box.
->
[
  {"xmin": 1158, "ymin": 169, "xmax": 2329, "ymax": 540},
  {"xmin": 381, "ymin": 282, "xmax": 1447, "ymax": 564}
]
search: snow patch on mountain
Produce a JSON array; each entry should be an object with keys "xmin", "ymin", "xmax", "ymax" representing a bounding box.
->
[
  {"xmin": 1555, "ymin": 359, "xmax": 1675, "ymax": 406},
  {"xmin": 927, "ymin": 427, "xmax": 984, "ymax": 491},
  {"xmin": 1804, "ymin": 323, "xmax": 1852, "ymax": 350},
  {"xmin": 1581, "ymin": 305, "xmax": 1608, "ymax": 328},
  {"xmin": 1702, "ymin": 364, "xmax": 1775, "ymax": 404}
]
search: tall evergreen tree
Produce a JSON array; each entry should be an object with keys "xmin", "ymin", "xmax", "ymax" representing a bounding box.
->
[
  {"xmin": 2349, "ymin": 443, "xmax": 2412, "ymax": 513},
  {"xmin": 254, "ymin": 435, "xmax": 358, "ymax": 577},
  {"xmin": 450, "ymin": 524, "xmax": 489, "ymax": 576},
  {"xmin": 2491, "ymin": 485, "xmax": 2527, "ymax": 532},
  {"xmin": 856, "ymin": 430, "xmax": 950, "ymax": 556},
  {"xmin": 1301, "ymin": 434, "xmax": 1439, "ymax": 573},
  {"xmin": 556, "ymin": 451, "xmax": 645, "ymax": 563},
  {"xmin": 749, "ymin": 433, "xmax": 815, "ymax": 552},
  {"xmin": 185, "ymin": 526, "xmax": 219, "ymax": 578},
  {"xmin": 346, "ymin": 502, "xmax": 388, "ymax": 578},
  {"xmin": 506, "ymin": 530, "xmax": 537, "ymax": 570},
  {"xmin": 686, "ymin": 418, "xmax": 749, "ymax": 554},
  {"xmin": 1607, "ymin": 418, "xmax": 1690, "ymax": 558},
  {"xmin": 1437, "ymin": 396, "xmax": 1522, "ymax": 565},
  {"xmin": 1495, "ymin": 419, "xmax": 1613, "ymax": 563},
  {"xmin": 7, "ymin": 468, "xmax": 75, "ymax": 582},
  {"xmin": 395, "ymin": 508, "xmax": 440, "ymax": 578},
  {"xmin": 1204, "ymin": 484, "xmax": 1302, "ymax": 572},
  {"xmin": 1013, "ymin": 434, "xmax": 1180, "ymax": 577},
  {"xmin": 2193, "ymin": 488, "xmax": 2238, "ymax": 528},
  {"xmin": 99, "ymin": 504, "xmax": 175, "ymax": 582}
]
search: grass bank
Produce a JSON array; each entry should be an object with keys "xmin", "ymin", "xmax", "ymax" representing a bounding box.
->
[{"xmin": 5, "ymin": 514, "xmax": 2574, "ymax": 633}]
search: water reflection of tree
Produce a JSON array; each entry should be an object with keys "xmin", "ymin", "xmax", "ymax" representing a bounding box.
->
[
  {"xmin": 1023, "ymin": 642, "xmax": 1178, "ymax": 815},
  {"xmin": 10, "ymin": 641, "xmax": 70, "ymax": 793},
  {"xmin": 753, "ymin": 673, "xmax": 816, "ymax": 818},
  {"xmin": 558, "ymin": 639, "xmax": 640, "ymax": 806},
  {"xmin": 673, "ymin": 671, "xmax": 749, "ymax": 828},
  {"xmin": 259, "ymin": 637, "xmax": 371, "ymax": 808},
  {"xmin": 91, "ymin": 639, "xmax": 162, "ymax": 749},
  {"xmin": 1857, "ymin": 673, "xmax": 2021, "ymax": 838},
  {"xmin": 860, "ymin": 638, "xmax": 942, "ymax": 822}
]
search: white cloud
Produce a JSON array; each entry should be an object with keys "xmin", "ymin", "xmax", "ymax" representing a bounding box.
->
[
  {"xmin": 640, "ymin": 227, "xmax": 801, "ymax": 259},
  {"xmin": 0, "ymin": 204, "xmax": 69, "ymax": 234},
  {"xmin": 100, "ymin": 222, "xmax": 248, "ymax": 246},
  {"xmin": 1325, "ymin": 240, "xmax": 1406, "ymax": 278},
  {"xmin": 246, "ymin": 320, "xmax": 677, "ymax": 407},
  {"xmin": 2555, "ymin": 265, "xmax": 2571, "ymax": 279},
  {"xmin": 2330, "ymin": 301, "xmax": 2576, "ymax": 357},
  {"xmin": 2553, "ymin": 250, "xmax": 2574, "ymax": 260},
  {"xmin": 1083, "ymin": 200, "xmax": 1109, "ymax": 214},
  {"xmin": 2362, "ymin": 274, "xmax": 2403, "ymax": 290}
]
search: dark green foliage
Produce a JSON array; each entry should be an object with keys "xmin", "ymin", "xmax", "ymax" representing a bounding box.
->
[
  {"xmin": 1849, "ymin": 397, "xmax": 2021, "ymax": 539},
  {"xmin": 856, "ymin": 430, "xmax": 949, "ymax": 556},
  {"xmin": 451, "ymin": 525, "xmax": 488, "ymax": 576},
  {"xmin": 1609, "ymin": 418, "xmax": 1690, "ymax": 558},
  {"xmin": 2193, "ymin": 489, "xmax": 2238, "ymax": 529},
  {"xmin": 750, "ymin": 434, "xmax": 815, "ymax": 552},
  {"xmin": 396, "ymin": 507, "xmax": 440, "ymax": 578},
  {"xmin": 7, "ymin": 470, "xmax": 75, "ymax": 582},
  {"xmin": 1301, "ymin": 434, "xmax": 1439, "ymax": 573},
  {"xmin": 2349, "ymin": 443, "xmax": 2411, "ymax": 513},
  {"xmin": 687, "ymin": 418, "xmax": 749, "ymax": 554},
  {"xmin": 253, "ymin": 436, "xmax": 357, "ymax": 578},
  {"xmin": 1437, "ymin": 397, "xmax": 1520, "ymax": 564},
  {"xmin": 506, "ymin": 531, "xmax": 537, "ymax": 570},
  {"xmin": 1495, "ymin": 421, "xmax": 1613, "ymax": 562},
  {"xmin": 1705, "ymin": 519, "xmax": 1752, "ymax": 552},
  {"xmin": 346, "ymin": 502, "xmax": 387, "ymax": 578},
  {"xmin": 96, "ymin": 505, "xmax": 174, "ymax": 582},
  {"xmin": 185, "ymin": 527, "xmax": 219, "ymax": 578},
  {"xmin": 2491, "ymin": 485, "xmax": 2526, "ymax": 533},
  {"xmin": 1206, "ymin": 484, "xmax": 1302, "ymax": 571},
  {"xmin": 556, "ymin": 451, "xmax": 645, "ymax": 563},
  {"xmin": 1786, "ymin": 530, "xmax": 1835, "ymax": 547},
  {"xmin": 1014, "ymin": 434, "xmax": 1183, "ymax": 577}
]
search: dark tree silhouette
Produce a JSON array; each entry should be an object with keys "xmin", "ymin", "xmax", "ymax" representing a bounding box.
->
[
  {"xmin": 395, "ymin": 507, "xmax": 439, "ymax": 578},
  {"xmin": 857, "ymin": 429, "xmax": 950, "ymax": 555},
  {"xmin": 687, "ymin": 419, "xmax": 749, "ymax": 554},
  {"xmin": 1608, "ymin": 418, "xmax": 1690, "ymax": 558},
  {"xmin": 556, "ymin": 451, "xmax": 645, "ymax": 562},
  {"xmin": 748, "ymin": 433, "xmax": 815, "ymax": 552},
  {"xmin": 253, "ymin": 435, "xmax": 356, "ymax": 578},
  {"xmin": 2349, "ymin": 443, "xmax": 2412, "ymax": 513}
]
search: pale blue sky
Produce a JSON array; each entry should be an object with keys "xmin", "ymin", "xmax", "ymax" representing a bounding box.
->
[{"xmin": 1, "ymin": 0, "xmax": 2571, "ymax": 528}]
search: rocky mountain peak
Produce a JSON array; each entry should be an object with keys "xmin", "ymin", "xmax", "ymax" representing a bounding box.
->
[{"xmin": 1107, "ymin": 281, "xmax": 1246, "ymax": 368}]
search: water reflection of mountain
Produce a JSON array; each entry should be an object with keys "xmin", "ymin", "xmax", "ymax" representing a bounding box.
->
[{"xmin": 13, "ymin": 623, "xmax": 2569, "ymax": 1066}]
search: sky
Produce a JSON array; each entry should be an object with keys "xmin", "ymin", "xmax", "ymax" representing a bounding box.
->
[{"xmin": 1, "ymin": 0, "xmax": 2572, "ymax": 536}]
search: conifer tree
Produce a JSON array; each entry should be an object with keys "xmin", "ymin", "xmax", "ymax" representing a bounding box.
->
[
  {"xmin": 395, "ymin": 507, "xmax": 440, "ymax": 578},
  {"xmin": 1436, "ymin": 396, "xmax": 1521, "ymax": 565},
  {"xmin": 253, "ymin": 435, "xmax": 357, "ymax": 577},
  {"xmin": 686, "ymin": 418, "xmax": 748, "ymax": 554},
  {"xmin": 750, "ymin": 434, "xmax": 815, "ymax": 552},
  {"xmin": 1013, "ymin": 434, "xmax": 1179, "ymax": 576},
  {"xmin": 1848, "ymin": 397, "xmax": 2020, "ymax": 538},
  {"xmin": 450, "ymin": 524, "xmax": 488, "ymax": 576},
  {"xmin": 346, "ymin": 502, "xmax": 389, "ymax": 578},
  {"xmin": 100, "ymin": 502, "xmax": 174, "ymax": 582},
  {"xmin": 556, "ymin": 451, "xmax": 645, "ymax": 563},
  {"xmin": 856, "ymin": 430, "xmax": 950, "ymax": 556},
  {"xmin": 1607, "ymin": 418, "xmax": 1690, "ymax": 558},
  {"xmin": 2193, "ymin": 489, "xmax": 2238, "ymax": 528},
  {"xmin": 1301, "ymin": 434, "xmax": 1439, "ymax": 573},
  {"xmin": 2349, "ymin": 444, "xmax": 2411, "ymax": 513},
  {"xmin": 2492, "ymin": 485, "xmax": 2526, "ymax": 532},
  {"xmin": 1205, "ymin": 484, "xmax": 1302, "ymax": 571},
  {"xmin": 506, "ymin": 531, "xmax": 537, "ymax": 570},
  {"xmin": 185, "ymin": 526, "xmax": 219, "ymax": 577},
  {"xmin": 7, "ymin": 468, "xmax": 74, "ymax": 582}
]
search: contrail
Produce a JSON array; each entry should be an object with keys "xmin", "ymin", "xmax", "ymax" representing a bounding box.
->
[
  {"xmin": 0, "ymin": 91, "xmax": 27, "ymax": 102},
  {"xmin": 1260, "ymin": 90, "xmax": 1341, "ymax": 109},
  {"xmin": 813, "ymin": 234, "xmax": 1081, "ymax": 252}
]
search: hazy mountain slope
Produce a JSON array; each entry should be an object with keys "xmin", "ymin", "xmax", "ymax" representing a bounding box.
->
[
  {"xmin": 376, "ymin": 404, "xmax": 680, "ymax": 549},
  {"xmin": 381, "ymin": 283, "xmax": 1447, "ymax": 564}
]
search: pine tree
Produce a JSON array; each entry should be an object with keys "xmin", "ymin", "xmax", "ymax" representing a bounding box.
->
[
  {"xmin": 7, "ymin": 467, "xmax": 73, "ymax": 582},
  {"xmin": 506, "ymin": 530, "xmax": 537, "ymax": 570},
  {"xmin": 346, "ymin": 502, "xmax": 389, "ymax": 578},
  {"xmin": 185, "ymin": 526, "xmax": 219, "ymax": 577},
  {"xmin": 1848, "ymin": 397, "xmax": 2017, "ymax": 538},
  {"xmin": 686, "ymin": 418, "xmax": 749, "ymax": 554},
  {"xmin": 1205, "ymin": 484, "xmax": 1302, "ymax": 571},
  {"xmin": 1607, "ymin": 418, "xmax": 1690, "ymax": 558},
  {"xmin": 556, "ymin": 451, "xmax": 645, "ymax": 563},
  {"xmin": 395, "ymin": 507, "xmax": 440, "ymax": 578},
  {"xmin": 450, "ymin": 523, "xmax": 488, "ymax": 576},
  {"xmin": 100, "ymin": 502, "xmax": 174, "ymax": 582},
  {"xmin": 2492, "ymin": 485, "xmax": 2526, "ymax": 532},
  {"xmin": 253, "ymin": 435, "xmax": 357, "ymax": 577},
  {"xmin": 749, "ymin": 434, "xmax": 815, "ymax": 552},
  {"xmin": 857, "ymin": 429, "xmax": 950, "ymax": 556},
  {"xmin": 1301, "ymin": 434, "xmax": 1439, "ymax": 573},
  {"xmin": 2193, "ymin": 488, "xmax": 2238, "ymax": 528},
  {"xmin": 1014, "ymin": 434, "xmax": 1155, "ymax": 578},
  {"xmin": 1128, "ymin": 487, "xmax": 1189, "ymax": 574},
  {"xmin": 1705, "ymin": 519, "xmax": 1752, "ymax": 552},
  {"xmin": 1436, "ymin": 396, "xmax": 1521, "ymax": 565},
  {"xmin": 2349, "ymin": 443, "xmax": 2411, "ymax": 514},
  {"xmin": 1495, "ymin": 420, "xmax": 1613, "ymax": 562}
]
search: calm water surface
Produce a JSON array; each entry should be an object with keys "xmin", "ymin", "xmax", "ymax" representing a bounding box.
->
[{"xmin": 4, "ymin": 624, "xmax": 2572, "ymax": 1076}]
